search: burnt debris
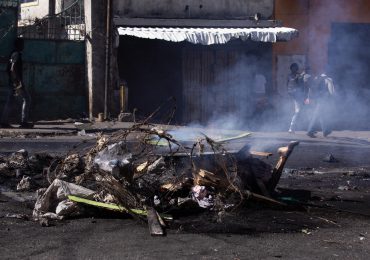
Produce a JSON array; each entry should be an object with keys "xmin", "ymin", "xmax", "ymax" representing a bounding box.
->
[{"xmin": 0, "ymin": 115, "xmax": 300, "ymax": 236}]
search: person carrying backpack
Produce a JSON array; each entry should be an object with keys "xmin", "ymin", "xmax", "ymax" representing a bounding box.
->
[{"xmin": 306, "ymin": 73, "xmax": 335, "ymax": 138}]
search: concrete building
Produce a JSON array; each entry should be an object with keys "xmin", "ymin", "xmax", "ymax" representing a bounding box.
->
[
  {"xmin": 14, "ymin": 0, "xmax": 297, "ymax": 123},
  {"xmin": 0, "ymin": 0, "xmax": 86, "ymax": 120},
  {"xmin": 20, "ymin": 0, "xmax": 76, "ymax": 23},
  {"xmin": 8, "ymin": 0, "xmax": 369, "ymax": 129},
  {"xmin": 104, "ymin": 0, "xmax": 298, "ymax": 125}
]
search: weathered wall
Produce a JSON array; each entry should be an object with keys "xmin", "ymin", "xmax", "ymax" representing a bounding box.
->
[
  {"xmin": 84, "ymin": 0, "xmax": 107, "ymax": 118},
  {"xmin": 20, "ymin": 0, "xmax": 73, "ymax": 22},
  {"xmin": 274, "ymin": 0, "xmax": 370, "ymax": 74},
  {"xmin": 273, "ymin": 0, "xmax": 370, "ymax": 130},
  {"xmin": 22, "ymin": 39, "xmax": 86, "ymax": 120},
  {"xmin": 0, "ymin": 2, "xmax": 18, "ymax": 58},
  {"xmin": 20, "ymin": 0, "xmax": 49, "ymax": 21},
  {"xmin": 113, "ymin": 0, "xmax": 274, "ymax": 19}
]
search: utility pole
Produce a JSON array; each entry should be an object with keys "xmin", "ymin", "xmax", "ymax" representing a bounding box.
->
[
  {"xmin": 104, "ymin": 0, "xmax": 112, "ymax": 120},
  {"xmin": 48, "ymin": 0, "xmax": 56, "ymax": 38}
]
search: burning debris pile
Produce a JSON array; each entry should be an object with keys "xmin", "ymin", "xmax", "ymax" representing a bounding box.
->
[{"xmin": 0, "ymin": 120, "xmax": 299, "ymax": 235}]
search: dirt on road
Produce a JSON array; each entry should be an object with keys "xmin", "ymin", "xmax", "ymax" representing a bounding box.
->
[{"xmin": 1, "ymin": 166, "xmax": 370, "ymax": 260}]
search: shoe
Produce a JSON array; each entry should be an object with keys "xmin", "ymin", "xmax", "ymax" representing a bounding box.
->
[
  {"xmin": 0, "ymin": 123, "xmax": 13, "ymax": 128},
  {"xmin": 307, "ymin": 132, "xmax": 316, "ymax": 138},
  {"xmin": 323, "ymin": 130, "xmax": 332, "ymax": 137},
  {"xmin": 288, "ymin": 129, "xmax": 295, "ymax": 134},
  {"xmin": 19, "ymin": 122, "xmax": 34, "ymax": 129}
]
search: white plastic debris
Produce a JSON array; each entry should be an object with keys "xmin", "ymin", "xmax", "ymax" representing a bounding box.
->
[
  {"xmin": 33, "ymin": 179, "xmax": 94, "ymax": 219},
  {"xmin": 154, "ymin": 195, "xmax": 161, "ymax": 206},
  {"xmin": 191, "ymin": 185, "xmax": 214, "ymax": 209},
  {"xmin": 56, "ymin": 200, "xmax": 79, "ymax": 216},
  {"xmin": 94, "ymin": 142, "xmax": 132, "ymax": 172}
]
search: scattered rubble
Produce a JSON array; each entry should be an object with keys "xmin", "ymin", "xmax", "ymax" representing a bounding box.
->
[
  {"xmin": 4, "ymin": 213, "xmax": 30, "ymax": 221},
  {"xmin": 33, "ymin": 179, "xmax": 94, "ymax": 219},
  {"xmin": 16, "ymin": 175, "xmax": 33, "ymax": 191},
  {"xmin": 323, "ymin": 154, "xmax": 339, "ymax": 163},
  {"xmin": 0, "ymin": 116, "xmax": 303, "ymax": 236}
]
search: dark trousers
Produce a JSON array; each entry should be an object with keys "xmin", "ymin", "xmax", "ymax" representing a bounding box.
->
[
  {"xmin": 307, "ymin": 99, "xmax": 330, "ymax": 134},
  {"xmin": 1, "ymin": 87, "xmax": 31, "ymax": 124}
]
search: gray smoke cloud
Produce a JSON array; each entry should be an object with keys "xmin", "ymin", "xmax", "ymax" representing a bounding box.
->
[
  {"xmin": 182, "ymin": 49, "xmax": 294, "ymax": 135},
  {"xmin": 308, "ymin": 1, "xmax": 370, "ymax": 130},
  {"xmin": 180, "ymin": 1, "xmax": 370, "ymax": 136}
]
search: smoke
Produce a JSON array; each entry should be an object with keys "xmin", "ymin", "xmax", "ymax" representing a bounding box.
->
[
  {"xmin": 308, "ymin": 0, "xmax": 370, "ymax": 130},
  {"xmin": 180, "ymin": 0, "xmax": 370, "ymax": 136},
  {"xmin": 181, "ymin": 47, "xmax": 294, "ymax": 135}
]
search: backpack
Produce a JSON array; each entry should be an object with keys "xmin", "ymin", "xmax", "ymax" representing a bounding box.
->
[{"xmin": 318, "ymin": 74, "xmax": 335, "ymax": 96}]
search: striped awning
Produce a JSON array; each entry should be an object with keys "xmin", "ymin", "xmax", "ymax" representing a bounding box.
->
[{"xmin": 117, "ymin": 27, "xmax": 299, "ymax": 45}]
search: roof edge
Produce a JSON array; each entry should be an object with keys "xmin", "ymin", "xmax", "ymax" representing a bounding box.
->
[{"xmin": 113, "ymin": 17, "xmax": 283, "ymax": 28}]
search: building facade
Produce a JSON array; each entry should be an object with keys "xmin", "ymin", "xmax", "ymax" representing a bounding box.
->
[
  {"xmin": 110, "ymin": 0, "xmax": 293, "ymax": 126},
  {"xmin": 274, "ymin": 0, "xmax": 370, "ymax": 129},
  {"xmin": 3, "ymin": 0, "xmax": 369, "ymax": 128},
  {"xmin": 0, "ymin": 0, "xmax": 86, "ymax": 120}
]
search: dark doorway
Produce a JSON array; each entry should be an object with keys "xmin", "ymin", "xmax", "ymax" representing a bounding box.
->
[
  {"xmin": 117, "ymin": 36, "xmax": 272, "ymax": 126},
  {"xmin": 118, "ymin": 36, "xmax": 183, "ymax": 123}
]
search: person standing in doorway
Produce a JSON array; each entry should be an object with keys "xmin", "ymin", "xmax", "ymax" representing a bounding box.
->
[
  {"xmin": 287, "ymin": 63, "xmax": 307, "ymax": 133},
  {"xmin": 1, "ymin": 38, "xmax": 33, "ymax": 128}
]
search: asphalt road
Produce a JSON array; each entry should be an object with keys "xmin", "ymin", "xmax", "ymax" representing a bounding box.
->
[
  {"xmin": 1, "ymin": 131, "xmax": 370, "ymax": 259},
  {"xmin": 1, "ymin": 131, "xmax": 370, "ymax": 168},
  {"xmin": 1, "ymin": 192, "xmax": 370, "ymax": 260}
]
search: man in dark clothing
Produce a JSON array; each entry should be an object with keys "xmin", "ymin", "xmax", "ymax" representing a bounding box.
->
[
  {"xmin": 306, "ymin": 73, "xmax": 335, "ymax": 138},
  {"xmin": 287, "ymin": 63, "xmax": 308, "ymax": 133},
  {"xmin": 0, "ymin": 38, "xmax": 33, "ymax": 128}
]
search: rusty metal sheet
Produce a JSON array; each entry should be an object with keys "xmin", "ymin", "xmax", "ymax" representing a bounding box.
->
[{"xmin": 19, "ymin": 39, "xmax": 86, "ymax": 120}]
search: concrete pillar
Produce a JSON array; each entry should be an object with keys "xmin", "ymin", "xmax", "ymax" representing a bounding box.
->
[
  {"xmin": 48, "ymin": 0, "xmax": 56, "ymax": 15},
  {"xmin": 84, "ymin": 0, "xmax": 107, "ymax": 119},
  {"xmin": 48, "ymin": 0, "xmax": 56, "ymax": 38}
]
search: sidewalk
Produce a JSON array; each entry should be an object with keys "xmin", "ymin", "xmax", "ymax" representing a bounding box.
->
[
  {"xmin": 0, "ymin": 121, "xmax": 137, "ymax": 137},
  {"xmin": 1, "ymin": 120, "xmax": 369, "ymax": 142},
  {"xmin": 1, "ymin": 121, "xmax": 370, "ymax": 149},
  {"xmin": 1, "ymin": 120, "xmax": 370, "ymax": 169}
]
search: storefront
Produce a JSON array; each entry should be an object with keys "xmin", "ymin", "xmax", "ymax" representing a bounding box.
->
[{"xmin": 115, "ymin": 21, "xmax": 297, "ymax": 125}]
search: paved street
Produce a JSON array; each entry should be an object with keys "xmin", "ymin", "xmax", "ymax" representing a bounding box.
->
[
  {"xmin": 1, "ymin": 125, "xmax": 370, "ymax": 259},
  {"xmin": 2, "ymin": 122, "xmax": 370, "ymax": 168}
]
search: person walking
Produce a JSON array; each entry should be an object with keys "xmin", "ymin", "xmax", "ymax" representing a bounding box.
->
[
  {"xmin": 306, "ymin": 73, "xmax": 335, "ymax": 138},
  {"xmin": 0, "ymin": 38, "xmax": 33, "ymax": 128},
  {"xmin": 287, "ymin": 63, "xmax": 308, "ymax": 133}
]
